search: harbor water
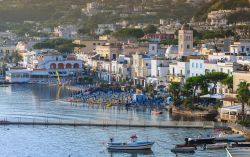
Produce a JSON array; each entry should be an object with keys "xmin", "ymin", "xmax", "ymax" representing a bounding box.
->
[{"xmin": 0, "ymin": 84, "xmax": 227, "ymax": 157}]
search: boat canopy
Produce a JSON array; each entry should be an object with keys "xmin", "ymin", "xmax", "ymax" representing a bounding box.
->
[{"xmin": 200, "ymin": 94, "xmax": 224, "ymax": 99}]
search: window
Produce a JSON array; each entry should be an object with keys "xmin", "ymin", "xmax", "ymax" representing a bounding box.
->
[
  {"xmin": 192, "ymin": 63, "xmax": 194, "ymax": 68},
  {"xmin": 196, "ymin": 63, "xmax": 198, "ymax": 68},
  {"xmin": 200, "ymin": 63, "xmax": 202, "ymax": 68},
  {"xmin": 187, "ymin": 45, "xmax": 190, "ymax": 49}
]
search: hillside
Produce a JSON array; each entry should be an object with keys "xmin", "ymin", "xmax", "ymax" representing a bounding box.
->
[
  {"xmin": 0, "ymin": 0, "xmax": 196, "ymax": 28},
  {"xmin": 0, "ymin": 0, "xmax": 249, "ymax": 34},
  {"xmin": 194, "ymin": 0, "xmax": 250, "ymax": 22}
]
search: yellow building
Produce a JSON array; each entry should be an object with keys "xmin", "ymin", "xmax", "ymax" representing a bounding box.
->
[
  {"xmin": 96, "ymin": 44, "xmax": 121, "ymax": 60},
  {"xmin": 233, "ymin": 71, "xmax": 250, "ymax": 92}
]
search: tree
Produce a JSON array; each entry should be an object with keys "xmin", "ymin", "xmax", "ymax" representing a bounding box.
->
[
  {"xmin": 220, "ymin": 76, "xmax": 233, "ymax": 91},
  {"xmin": 112, "ymin": 28, "xmax": 144, "ymax": 39},
  {"xmin": 33, "ymin": 38, "xmax": 84, "ymax": 53},
  {"xmin": 11, "ymin": 52, "xmax": 23, "ymax": 66},
  {"xmin": 205, "ymin": 72, "xmax": 228, "ymax": 94},
  {"xmin": 145, "ymin": 84, "xmax": 155, "ymax": 97},
  {"xmin": 168, "ymin": 82, "xmax": 181, "ymax": 104},
  {"xmin": 183, "ymin": 75, "xmax": 208, "ymax": 100},
  {"xmin": 236, "ymin": 81, "xmax": 250, "ymax": 121},
  {"xmin": 160, "ymin": 39, "xmax": 178, "ymax": 45},
  {"xmin": 144, "ymin": 25, "xmax": 157, "ymax": 34}
]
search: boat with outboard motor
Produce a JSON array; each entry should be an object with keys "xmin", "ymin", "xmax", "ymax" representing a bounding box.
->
[
  {"xmin": 106, "ymin": 135, "xmax": 154, "ymax": 150},
  {"xmin": 185, "ymin": 137, "xmax": 215, "ymax": 145}
]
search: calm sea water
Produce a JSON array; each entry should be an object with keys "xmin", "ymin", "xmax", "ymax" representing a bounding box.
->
[{"xmin": 0, "ymin": 84, "xmax": 227, "ymax": 157}]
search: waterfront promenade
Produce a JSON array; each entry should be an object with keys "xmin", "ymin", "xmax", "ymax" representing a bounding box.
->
[{"xmin": 0, "ymin": 117, "xmax": 215, "ymax": 129}]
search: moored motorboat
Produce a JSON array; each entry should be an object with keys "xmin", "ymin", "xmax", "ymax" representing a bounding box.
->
[
  {"xmin": 232, "ymin": 142, "xmax": 250, "ymax": 148},
  {"xmin": 176, "ymin": 144, "xmax": 197, "ymax": 148},
  {"xmin": 171, "ymin": 147, "xmax": 196, "ymax": 153},
  {"xmin": 205, "ymin": 143, "xmax": 227, "ymax": 149},
  {"xmin": 107, "ymin": 135, "xmax": 154, "ymax": 150},
  {"xmin": 186, "ymin": 137, "xmax": 215, "ymax": 145},
  {"xmin": 228, "ymin": 137, "xmax": 246, "ymax": 142},
  {"xmin": 215, "ymin": 133, "xmax": 244, "ymax": 142}
]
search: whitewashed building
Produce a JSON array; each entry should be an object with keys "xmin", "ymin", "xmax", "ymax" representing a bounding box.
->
[{"xmin": 230, "ymin": 41, "xmax": 250, "ymax": 55}]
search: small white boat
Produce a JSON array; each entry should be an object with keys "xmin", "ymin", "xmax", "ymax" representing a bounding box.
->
[
  {"xmin": 171, "ymin": 147, "xmax": 196, "ymax": 153},
  {"xmin": 205, "ymin": 143, "xmax": 227, "ymax": 149},
  {"xmin": 107, "ymin": 135, "xmax": 154, "ymax": 150}
]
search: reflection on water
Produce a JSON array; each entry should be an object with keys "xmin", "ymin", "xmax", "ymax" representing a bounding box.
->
[
  {"xmin": 0, "ymin": 84, "xmax": 213, "ymax": 122},
  {"xmin": 0, "ymin": 84, "xmax": 227, "ymax": 157},
  {"xmin": 0, "ymin": 125, "xmax": 227, "ymax": 157}
]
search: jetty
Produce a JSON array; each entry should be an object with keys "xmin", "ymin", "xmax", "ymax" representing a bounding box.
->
[{"xmin": 0, "ymin": 118, "xmax": 215, "ymax": 129}]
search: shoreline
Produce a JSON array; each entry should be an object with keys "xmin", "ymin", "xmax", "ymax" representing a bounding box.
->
[{"xmin": 228, "ymin": 123, "xmax": 250, "ymax": 139}]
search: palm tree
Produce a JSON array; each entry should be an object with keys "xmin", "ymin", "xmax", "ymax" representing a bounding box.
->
[
  {"xmin": 236, "ymin": 81, "xmax": 250, "ymax": 121},
  {"xmin": 168, "ymin": 82, "xmax": 181, "ymax": 105}
]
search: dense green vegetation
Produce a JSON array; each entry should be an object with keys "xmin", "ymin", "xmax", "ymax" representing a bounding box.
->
[
  {"xmin": 194, "ymin": 0, "xmax": 250, "ymax": 21},
  {"xmin": 112, "ymin": 28, "xmax": 145, "ymax": 39},
  {"xmin": 160, "ymin": 39, "xmax": 178, "ymax": 45},
  {"xmin": 33, "ymin": 38, "xmax": 84, "ymax": 53},
  {"xmin": 169, "ymin": 72, "xmax": 229, "ymax": 105},
  {"xmin": 143, "ymin": 25, "xmax": 157, "ymax": 34},
  {"xmin": 228, "ymin": 11, "xmax": 250, "ymax": 24}
]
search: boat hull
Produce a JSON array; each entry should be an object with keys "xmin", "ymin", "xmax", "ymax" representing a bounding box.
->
[
  {"xmin": 171, "ymin": 147, "xmax": 196, "ymax": 153},
  {"xmin": 206, "ymin": 143, "xmax": 227, "ymax": 149},
  {"xmin": 107, "ymin": 142, "xmax": 154, "ymax": 150},
  {"xmin": 187, "ymin": 137, "xmax": 215, "ymax": 145}
]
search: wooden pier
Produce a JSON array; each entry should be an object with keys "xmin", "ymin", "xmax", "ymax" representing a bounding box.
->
[{"xmin": 0, "ymin": 118, "xmax": 215, "ymax": 129}]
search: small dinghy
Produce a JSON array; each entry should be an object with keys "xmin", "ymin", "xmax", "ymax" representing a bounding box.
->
[
  {"xmin": 152, "ymin": 109, "xmax": 163, "ymax": 115},
  {"xmin": 205, "ymin": 143, "xmax": 227, "ymax": 149},
  {"xmin": 107, "ymin": 135, "xmax": 154, "ymax": 150},
  {"xmin": 171, "ymin": 147, "xmax": 196, "ymax": 153}
]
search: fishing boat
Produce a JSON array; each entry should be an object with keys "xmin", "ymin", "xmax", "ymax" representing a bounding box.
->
[
  {"xmin": 232, "ymin": 142, "xmax": 250, "ymax": 148},
  {"xmin": 205, "ymin": 143, "xmax": 227, "ymax": 149},
  {"xmin": 171, "ymin": 147, "xmax": 196, "ymax": 153},
  {"xmin": 186, "ymin": 137, "xmax": 215, "ymax": 145},
  {"xmin": 107, "ymin": 135, "xmax": 154, "ymax": 150}
]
